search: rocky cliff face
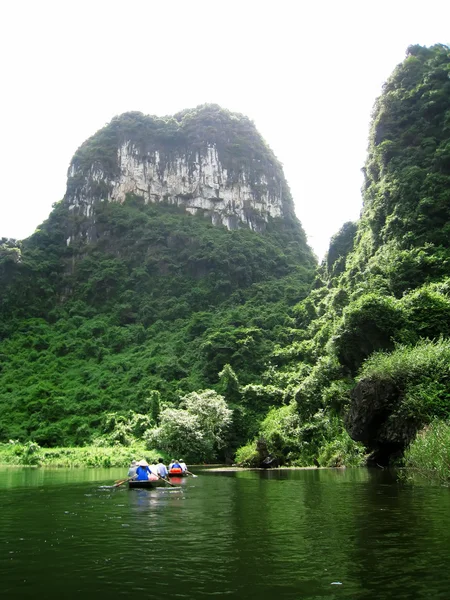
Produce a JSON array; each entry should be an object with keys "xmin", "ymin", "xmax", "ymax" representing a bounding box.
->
[
  {"xmin": 64, "ymin": 105, "xmax": 297, "ymax": 243},
  {"xmin": 345, "ymin": 378, "xmax": 419, "ymax": 464}
]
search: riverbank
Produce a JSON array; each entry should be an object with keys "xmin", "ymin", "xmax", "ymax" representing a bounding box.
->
[
  {"xmin": 202, "ymin": 465, "xmax": 321, "ymax": 472},
  {"xmin": 0, "ymin": 441, "xmax": 319, "ymax": 471},
  {"xmin": 0, "ymin": 441, "xmax": 168, "ymax": 468}
]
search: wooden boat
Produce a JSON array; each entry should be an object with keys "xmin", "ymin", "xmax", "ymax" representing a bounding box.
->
[{"xmin": 128, "ymin": 478, "xmax": 165, "ymax": 489}]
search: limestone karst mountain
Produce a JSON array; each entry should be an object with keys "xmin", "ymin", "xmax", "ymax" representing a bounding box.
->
[
  {"xmin": 0, "ymin": 105, "xmax": 316, "ymax": 447},
  {"xmin": 64, "ymin": 104, "xmax": 299, "ymax": 244},
  {"xmin": 3, "ymin": 42, "xmax": 449, "ymax": 469}
]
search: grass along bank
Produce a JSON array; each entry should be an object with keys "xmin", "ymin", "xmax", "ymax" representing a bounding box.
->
[
  {"xmin": 0, "ymin": 440, "xmax": 169, "ymax": 468},
  {"xmin": 403, "ymin": 420, "xmax": 450, "ymax": 485}
]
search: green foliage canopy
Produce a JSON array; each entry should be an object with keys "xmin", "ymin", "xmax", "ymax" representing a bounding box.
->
[{"xmin": 144, "ymin": 390, "xmax": 232, "ymax": 462}]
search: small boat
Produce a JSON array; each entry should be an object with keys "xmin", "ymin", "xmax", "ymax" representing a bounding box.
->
[
  {"xmin": 128, "ymin": 478, "xmax": 165, "ymax": 489},
  {"xmin": 168, "ymin": 469, "xmax": 187, "ymax": 477}
]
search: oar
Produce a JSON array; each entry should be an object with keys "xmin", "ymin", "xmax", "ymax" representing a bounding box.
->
[
  {"xmin": 186, "ymin": 470, "xmax": 198, "ymax": 478},
  {"xmin": 113, "ymin": 477, "xmax": 134, "ymax": 488},
  {"xmin": 158, "ymin": 474, "xmax": 177, "ymax": 487}
]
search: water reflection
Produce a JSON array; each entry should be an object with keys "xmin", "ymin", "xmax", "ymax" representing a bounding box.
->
[
  {"xmin": 0, "ymin": 466, "xmax": 127, "ymax": 488},
  {"xmin": 1, "ymin": 467, "xmax": 450, "ymax": 599}
]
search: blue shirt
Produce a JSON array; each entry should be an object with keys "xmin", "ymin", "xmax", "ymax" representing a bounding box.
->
[{"xmin": 135, "ymin": 465, "xmax": 151, "ymax": 481}]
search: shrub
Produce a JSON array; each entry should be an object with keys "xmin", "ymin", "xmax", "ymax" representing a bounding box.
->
[
  {"xmin": 20, "ymin": 441, "xmax": 42, "ymax": 466},
  {"xmin": 259, "ymin": 404, "xmax": 302, "ymax": 462},
  {"xmin": 234, "ymin": 442, "xmax": 260, "ymax": 467},
  {"xmin": 317, "ymin": 430, "xmax": 366, "ymax": 467},
  {"xmin": 356, "ymin": 339, "xmax": 450, "ymax": 436},
  {"xmin": 400, "ymin": 285, "xmax": 450, "ymax": 342},
  {"xmin": 332, "ymin": 293, "xmax": 405, "ymax": 374}
]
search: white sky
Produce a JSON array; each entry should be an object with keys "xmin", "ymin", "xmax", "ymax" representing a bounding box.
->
[{"xmin": 0, "ymin": 1, "xmax": 449, "ymax": 260}]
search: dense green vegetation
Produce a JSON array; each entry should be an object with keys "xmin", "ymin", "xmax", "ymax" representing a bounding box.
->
[
  {"xmin": 231, "ymin": 44, "xmax": 450, "ymax": 469},
  {"xmin": 0, "ymin": 105, "xmax": 316, "ymax": 460},
  {"xmin": 1, "ymin": 45, "xmax": 450, "ymax": 471},
  {"xmin": 0, "ymin": 197, "xmax": 315, "ymax": 450}
]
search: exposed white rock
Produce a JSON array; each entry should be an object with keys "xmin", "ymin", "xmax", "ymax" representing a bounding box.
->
[{"xmin": 66, "ymin": 142, "xmax": 286, "ymax": 237}]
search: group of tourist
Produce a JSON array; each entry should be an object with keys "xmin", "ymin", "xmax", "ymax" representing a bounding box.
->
[{"xmin": 127, "ymin": 458, "xmax": 188, "ymax": 481}]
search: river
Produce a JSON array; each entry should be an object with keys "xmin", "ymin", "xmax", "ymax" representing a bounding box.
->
[{"xmin": 1, "ymin": 467, "xmax": 450, "ymax": 599}]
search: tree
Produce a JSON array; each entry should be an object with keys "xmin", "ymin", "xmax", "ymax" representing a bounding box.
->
[
  {"xmin": 218, "ymin": 364, "xmax": 241, "ymax": 403},
  {"xmin": 144, "ymin": 389, "xmax": 232, "ymax": 462},
  {"xmin": 181, "ymin": 390, "xmax": 232, "ymax": 450}
]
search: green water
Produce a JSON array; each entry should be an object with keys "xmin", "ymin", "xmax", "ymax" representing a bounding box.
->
[{"xmin": 1, "ymin": 467, "xmax": 450, "ymax": 599}]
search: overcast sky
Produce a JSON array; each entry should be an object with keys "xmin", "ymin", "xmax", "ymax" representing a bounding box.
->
[{"xmin": 0, "ymin": 1, "xmax": 449, "ymax": 259}]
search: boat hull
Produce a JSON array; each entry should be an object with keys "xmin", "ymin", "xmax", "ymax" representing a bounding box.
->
[
  {"xmin": 168, "ymin": 471, "xmax": 187, "ymax": 477},
  {"xmin": 128, "ymin": 479, "xmax": 165, "ymax": 489}
]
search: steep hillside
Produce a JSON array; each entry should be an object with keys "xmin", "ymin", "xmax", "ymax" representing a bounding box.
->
[
  {"xmin": 0, "ymin": 106, "xmax": 316, "ymax": 449},
  {"xmin": 237, "ymin": 44, "xmax": 450, "ymax": 467}
]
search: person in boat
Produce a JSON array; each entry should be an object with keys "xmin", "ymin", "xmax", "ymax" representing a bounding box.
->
[
  {"xmin": 127, "ymin": 460, "xmax": 138, "ymax": 478},
  {"xmin": 150, "ymin": 460, "xmax": 159, "ymax": 476},
  {"xmin": 157, "ymin": 458, "xmax": 168, "ymax": 479},
  {"xmin": 169, "ymin": 460, "xmax": 182, "ymax": 474},
  {"xmin": 179, "ymin": 459, "xmax": 187, "ymax": 474},
  {"xmin": 135, "ymin": 459, "xmax": 153, "ymax": 481},
  {"xmin": 168, "ymin": 459, "xmax": 176, "ymax": 470}
]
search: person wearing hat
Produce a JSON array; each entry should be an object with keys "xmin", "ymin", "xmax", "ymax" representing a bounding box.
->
[
  {"xmin": 179, "ymin": 459, "xmax": 187, "ymax": 474},
  {"xmin": 135, "ymin": 459, "xmax": 153, "ymax": 481},
  {"xmin": 127, "ymin": 460, "xmax": 138, "ymax": 478}
]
